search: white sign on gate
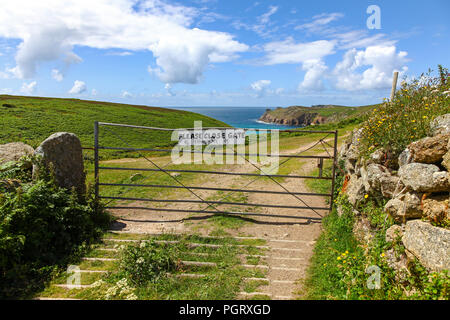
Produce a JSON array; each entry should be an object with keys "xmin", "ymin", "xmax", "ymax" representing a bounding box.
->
[{"xmin": 177, "ymin": 128, "xmax": 246, "ymax": 146}]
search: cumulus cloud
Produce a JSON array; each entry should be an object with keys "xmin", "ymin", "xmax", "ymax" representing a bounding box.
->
[
  {"xmin": 262, "ymin": 38, "xmax": 335, "ymax": 65},
  {"xmin": 91, "ymin": 89, "xmax": 98, "ymax": 96},
  {"xmin": 51, "ymin": 69, "xmax": 64, "ymax": 82},
  {"xmin": 20, "ymin": 81, "xmax": 37, "ymax": 94},
  {"xmin": 298, "ymin": 60, "xmax": 328, "ymax": 92},
  {"xmin": 332, "ymin": 45, "xmax": 408, "ymax": 91},
  {"xmin": 68, "ymin": 80, "xmax": 86, "ymax": 94},
  {"xmin": 0, "ymin": 0, "xmax": 248, "ymax": 83}
]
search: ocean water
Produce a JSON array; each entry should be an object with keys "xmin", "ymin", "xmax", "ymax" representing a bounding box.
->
[{"xmin": 168, "ymin": 106, "xmax": 301, "ymax": 130}]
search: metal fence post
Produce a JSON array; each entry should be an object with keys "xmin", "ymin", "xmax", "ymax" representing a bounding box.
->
[
  {"xmin": 94, "ymin": 121, "xmax": 99, "ymax": 210},
  {"xmin": 329, "ymin": 130, "xmax": 338, "ymax": 211}
]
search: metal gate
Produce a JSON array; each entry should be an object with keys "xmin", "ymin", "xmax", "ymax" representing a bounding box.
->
[{"xmin": 94, "ymin": 121, "xmax": 338, "ymax": 221}]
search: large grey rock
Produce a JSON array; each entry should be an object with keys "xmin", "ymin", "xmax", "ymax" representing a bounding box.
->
[
  {"xmin": 360, "ymin": 164, "xmax": 387, "ymax": 192},
  {"xmin": 384, "ymin": 192, "xmax": 423, "ymax": 223},
  {"xmin": 430, "ymin": 113, "xmax": 450, "ymax": 136},
  {"xmin": 345, "ymin": 174, "xmax": 365, "ymax": 206},
  {"xmin": 0, "ymin": 142, "xmax": 34, "ymax": 165},
  {"xmin": 408, "ymin": 133, "xmax": 449, "ymax": 164},
  {"xmin": 402, "ymin": 220, "xmax": 450, "ymax": 272},
  {"xmin": 360, "ymin": 163, "xmax": 403, "ymax": 198},
  {"xmin": 379, "ymin": 175, "xmax": 404, "ymax": 198},
  {"xmin": 398, "ymin": 163, "xmax": 450, "ymax": 193},
  {"xmin": 33, "ymin": 132, "xmax": 86, "ymax": 196}
]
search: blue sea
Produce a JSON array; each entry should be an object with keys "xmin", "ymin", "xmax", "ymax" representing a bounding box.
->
[{"xmin": 167, "ymin": 106, "xmax": 301, "ymax": 130}]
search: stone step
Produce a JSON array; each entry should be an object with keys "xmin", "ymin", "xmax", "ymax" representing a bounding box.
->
[
  {"xmin": 103, "ymin": 238, "xmax": 270, "ymax": 250},
  {"xmin": 242, "ymin": 264, "xmax": 303, "ymax": 272},
  {"xmin": 82, "ymin": 257, "xmax": 216, "ymax": 268},
  {"xmin": 108, "ymin": 231, "xmax": 314, "ymax": 244},
  {"xmin": 237, "ymin": 292, "xmax": 294, "ymax": 300},
  {"xmin": 243, "ymin": 277, "xmax": 295, "ymax": 285}
]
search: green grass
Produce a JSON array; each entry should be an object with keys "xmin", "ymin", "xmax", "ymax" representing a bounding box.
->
[
  {"xmin": 35, "ymin": 233, "xmax": 269, "ymax": 300},
  {"xmin": 0, "ymin": 95, "xmax": 228, "ymax": 160},
  {"xmin": 263, "ymin": 104, "xmax": 377, "ymax": 123},
  {"xmin": 303, "ymin": 202, "xmax": 362, "ymax": 299}
]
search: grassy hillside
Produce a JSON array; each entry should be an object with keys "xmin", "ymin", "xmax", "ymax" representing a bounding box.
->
[
  {"xmin": 0, "ymin": 95, "xmax": 228, "ymax": 159},
  {"xmin": 260, "ymin": 104, "xmax": 377, "ymax": 126}
]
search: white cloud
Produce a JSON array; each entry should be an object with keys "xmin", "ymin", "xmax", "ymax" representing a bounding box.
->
[
  {"xmin": 251, "ymin": 79, "xmax": 271, "ymax": 97},
  {"xmin": 262, "ymin": 38, "xmax": 335, "ymax": 65},
  {"xmin": 68, "ymin": 80, "xmax": 86, "ymax": 94},
  {"xmin": 91, "ymin": 89, "xmax": 98, "ymax": 96},
  {"xmin": 232, "ymin": 5, "xmax": 279, "ymax": 37},
  {"xmin": 332, "ymin": 45, "xmax": 408, "ymax": 91},
  {"xmin": 335, "ymin": 31, "xmax": 397, "ymax": 50},
  {"xmin": 121, "ymin": 90, "xmax": 133, "ymax": 98},
  {"xmin": 20, "ymin": 81, "xmax": 37, "ymax": 94},
  {"xmin": 51, "ymin": 69, "xmax": 63, "ymax": 82},
  {"xmin": 164, "ymin": 83, "xmax": 175, "ymax": 96},
  {"xmin": 0, "ymin": 0, "xmax": 248, "ymax": 83},
  {"xmin": 299, "ymin": 59, "xmax": 328, "ymax": 92},
  {"xmin": 259, "ymin": 6, "xmax": 278, "ymax": 25},
  {"xmin": 106, "ymin": 51, "xmax": 134, "ymax": 56},
  {"xmin": 295, "ymin": 13, "xmax": 344, "ymax": 33}
]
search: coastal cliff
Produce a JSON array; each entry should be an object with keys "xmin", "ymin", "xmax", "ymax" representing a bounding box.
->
[{"xmin": 259, "ymin": 105, "xmax": 373, "ymax": 126}]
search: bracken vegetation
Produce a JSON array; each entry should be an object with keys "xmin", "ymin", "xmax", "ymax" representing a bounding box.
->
[{"xmin": 0, "ymin": 156, "xmax": 111, "ymax": 299}]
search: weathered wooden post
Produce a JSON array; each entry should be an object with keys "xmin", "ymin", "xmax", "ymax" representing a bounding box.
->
[{"xmin": 390, "ymin": 71, "xmax": 399, "ymax": 102}]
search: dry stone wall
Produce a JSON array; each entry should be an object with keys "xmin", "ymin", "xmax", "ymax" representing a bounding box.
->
[{"xmin": 338, "ymin": 113, "xmax": 450, "ymax": 272}]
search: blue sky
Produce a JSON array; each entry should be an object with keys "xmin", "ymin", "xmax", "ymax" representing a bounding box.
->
[{"xmin": 0, "ymin": 0, "xmax": 448, "ymax": 107}]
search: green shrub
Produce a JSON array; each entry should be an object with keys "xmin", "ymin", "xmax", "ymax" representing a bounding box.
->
[
  {"xmin": 118, "ymin": 241, "xmax": 179, "ymax": 286},
  {"xmin": 0, "ymin": 161, "xmax": 111, "ymax": 299}
]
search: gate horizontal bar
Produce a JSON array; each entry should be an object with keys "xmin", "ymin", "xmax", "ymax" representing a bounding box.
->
[
  {"xmin": 98, "ymin": 122, "xmax": 337, "ymax": 134},
  {"xmin": 99, "ymin": 166, "xmax": 333, "ymax": 180},
  {"xmin": 98, "ymin": 146, "xmax": 334, "ymax": 159},
  {"xmin": 99, "ymin": 196, "xmax": 331, "ymax": 210},
  {"xmin": 105, "ymin": 206, "xmax": 324, "ymax": 220},
  {"xmin": 99, "ymin": 183, "xmax": 332, "ymax": 196}
]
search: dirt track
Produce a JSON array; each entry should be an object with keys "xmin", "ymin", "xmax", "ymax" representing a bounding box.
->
[{"xmin": 108, "ymin": 134, "xmax": 343, "ymax": 299}]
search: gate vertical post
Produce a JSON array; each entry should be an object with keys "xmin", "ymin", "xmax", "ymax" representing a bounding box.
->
[
  {"xmin": 94, "ymin": 121, "xmax": 99, "ymax": 210},
  {"xmin": 329, "ymin": 130, "xmax": 338, "ymax": 211}
]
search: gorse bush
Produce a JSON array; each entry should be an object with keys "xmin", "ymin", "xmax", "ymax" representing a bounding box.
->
[
  {"xmin": 359, "ymin": 65, "xmax": 450, "ymax": 161},
  {"xmin": 0, "ymin": 157, "xmax": 111, "ymax": 299}
]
